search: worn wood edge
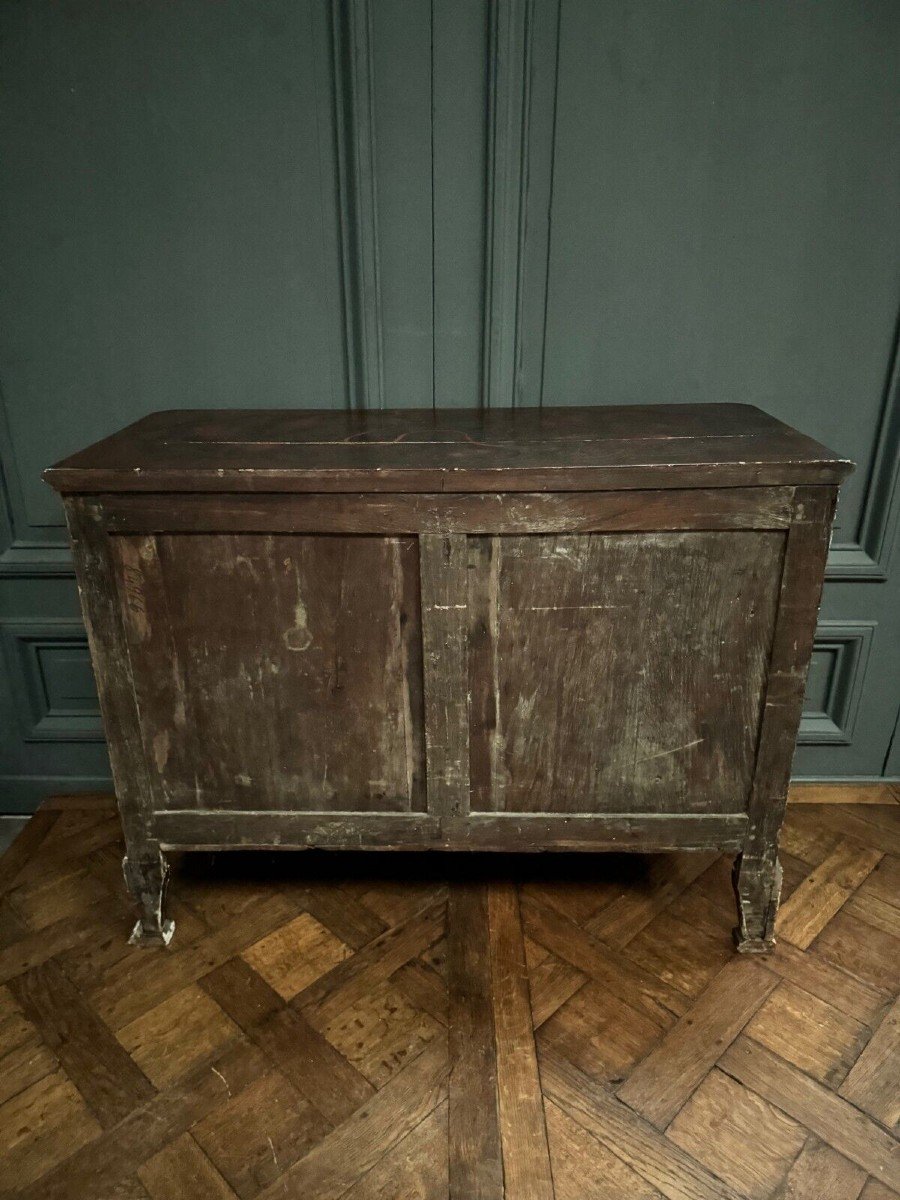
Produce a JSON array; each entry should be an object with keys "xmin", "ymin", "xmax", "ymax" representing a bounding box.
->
[
  {"xmin": 744, "ymin": 488, "xmax": 837, "ymax": 856},
  {"xmin": 445, "ymin": 813, "xmax": 748, "ymax": 851},
  {"xmin": 152, "ymin": 811, "xmax": 748, "ymax": 852},
  {"xmin": 420, "ymin": 534, "xmax": 470, "ymax": 820},
  {"xmin": 735, "ymin": 488, "xmax": 838, "ymax": 947},
  {"xmin": 154, "ymin": 812, "xmax": 442, "ymax": 850},
  {"xmin": 62, "ymin": 499, "xmax": 157, "ymax": 845},
  {"xmin": 45, "ymin": 462, "xmax": 852, "ymax": 494},
  {"xmin": 98, "ymin": 487, "xmax": 795, "ymax": 533}
]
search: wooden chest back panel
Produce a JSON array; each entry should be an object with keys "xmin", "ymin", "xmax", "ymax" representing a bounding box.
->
[
  {"xmin": 47, "ymin": 407, "xmax": 848, "ymax": 868},
  {"xmin": 106, "ymin": 506, "xmax": 786, "ymax": 821},
  {"xmin": 468, "ymin": 531, "xmax": 785, "ymax": 815},
  {"xmin": 111, "ymin": 532, "xmax": 425, "ymax": 813}
]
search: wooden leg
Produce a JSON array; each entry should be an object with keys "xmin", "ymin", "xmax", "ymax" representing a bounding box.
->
[
  {"xmin": 732, "ymin": 852, "xmax": 782, "ymax": 954},
  {"xmin": 123, "ymin": 846, "xmax": 175, "ymax": 947}
]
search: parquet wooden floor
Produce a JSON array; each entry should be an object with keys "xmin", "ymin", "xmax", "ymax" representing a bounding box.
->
[{"xmin": 0, "ymin": 789, "xmax": 898, "ymax": 1199}]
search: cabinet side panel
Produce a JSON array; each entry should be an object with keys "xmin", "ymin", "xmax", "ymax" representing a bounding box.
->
[
  {"xmin": 63, "ymin": 498, "xmax": 156, "ymax": 846},
  {"xmin": 110, "ymin": 532, "xmax": 426, "ymax": 813},
  {"xmin": 470, "ymin": 530, "xmax": 785, "ymax": 814},
  {"xmin": 744, "ymin": 487, "xmax": 838, "ymax": 857}
]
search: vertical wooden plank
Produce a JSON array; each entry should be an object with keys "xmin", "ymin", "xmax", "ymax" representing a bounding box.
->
[
  {"xmin": 489, "ymin": 882, "xmax": 555, "ymax": 1200},
  {"xmin": 448, "ymin": 884, "xmax": 504, "ymax": 1199},
  {"xmin": 395, "ymin": 535, "xmax": 428, "ymax": 811},
  {"xmin": 420, "ymin": 533, "xmax": 470, "ymax": 820},
  {"xmin": 63, "ymin": 498, "xmax": 155, "ymax": 853},
  {"xmin": 448, "ymin": 881, "xmax": 554, "ymax": 1200},
  {"xmin": 746, "ymin": 487, "xmax": 837, "ymax": 858},
  {"xmin": 110, "ymin": 533, "xmax": 189, "ymax": 812},
  {"xmin": 736, "ymin": 486, "xmax": 838, "ymax": 949},
  {"xmin": 65, "ymin": 498, "xmax": 174, "ymax": 943}
]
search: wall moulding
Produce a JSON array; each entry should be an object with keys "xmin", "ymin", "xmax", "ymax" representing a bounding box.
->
[
  {"xmin": 826, "ymin": 313, "xmax": 900, "ymax": 581},
  {"xmin": 0, "ymin": 617, "xmax": 103, "ymax": 743},
  {"xmin": 798, "ymin": 621, "xmax": 877, "ymax": 746}
]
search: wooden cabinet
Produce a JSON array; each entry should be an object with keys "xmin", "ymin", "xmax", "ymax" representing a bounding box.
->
[{"xmin": 45, "ymin": 405, "xmax": 851, "ymax": 951}]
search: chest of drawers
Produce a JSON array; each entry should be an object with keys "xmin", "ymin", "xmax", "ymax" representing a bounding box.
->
[{"xmin": 45, "ymin": 404, "xmax": 851, "ymax": 951}]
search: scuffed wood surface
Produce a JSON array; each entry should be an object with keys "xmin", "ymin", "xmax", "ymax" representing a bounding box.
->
[
  {"xmin": 100, "ymin": 487, "xmax": 795, "ymax": 535},
  {"xmin": 420, "ymin": 535, "xmax": 470, "ymax": 819},
  {"xmin": 63, "ymin": 499, "xmax": 157, "ymax": 849},
  {"xmin": 112, "ymin": 533, "xmax": 425, "ymax": 814},
  {"xmin": 737, "ymin": 487, "xmax": 839, "ymax": 947},
  {"xmin": 154, "ymin": 810, "xmax": 747, "ymax": 853},
  {"xmin": 469, "ymin": 530, "xmax": 784, "ymax": 815}
]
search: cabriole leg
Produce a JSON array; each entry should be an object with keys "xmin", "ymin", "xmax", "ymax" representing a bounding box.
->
[
  {"xmin": 123, "ymin": 846, "xmax": 175, "ymax": 947},
  {"xmin": 732, "ymin": 852, "xmax": 782, "ymax": 954}
]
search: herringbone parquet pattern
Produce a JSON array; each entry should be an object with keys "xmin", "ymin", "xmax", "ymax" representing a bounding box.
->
[{"xmin": 0, "ymin": 790, "xmax": 898, "ymax": 1199}]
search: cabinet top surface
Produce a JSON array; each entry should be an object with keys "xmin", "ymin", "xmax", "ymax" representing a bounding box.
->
[{"xmin": 45, "ymin": 404, "xmax": 852, "ymax": 494}]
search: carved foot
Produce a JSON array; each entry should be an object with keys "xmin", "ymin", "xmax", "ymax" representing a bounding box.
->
[
  {"xmin": 123, "ymin": 849, "xmax": 175, "ymax": 947},
  {"xmin": 732, "ymin": 852, "xmax": 782, "ymax": 954}
]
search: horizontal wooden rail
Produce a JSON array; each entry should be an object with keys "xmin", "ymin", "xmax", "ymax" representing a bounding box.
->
[
  {"xmin": 154, "ymin": 810, "xmax": 748, "ymax": 853},
  {"xmin": 101, "ymin": 488, "xmax": 794, "ymax": 535}
]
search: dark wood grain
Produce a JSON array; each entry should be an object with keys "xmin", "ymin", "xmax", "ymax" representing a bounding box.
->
[
  {"xmin": 420, "ymin": 535, "xmax": 470, "ymax": 820},
  {"xmin": 468, "ymin": 531, "xmax": 783, "ymax": 815},
  {"xmin": 735, "ymin": 486, "xmax": 839, "ymax": 952},
  {"xmin": 44, "ymin": 405, "xmax": 852, "ymax": 494},
  {"xmin": 489, "ymin": 883, "xmax": 555, "ymax": 1199},
  {"xmin": 153, "ymin": 810, "xmax": 747, "ymax": 852},
  {"xmin": 99, "ymin": 487, "xmax": 795, "ymax": 534},
  {"xmin": 111, "ymin": 532, "xmax": 425, "ymax": 815},
  {"xmin": 448, "ymin": 884, "xmax": 504, "ymax": 1198},
  {"xmin": 64, "ymin": 497, "xmax": 172, "ymax": 944},
  {"xmin": 63, "ymin": 500, "xmax": 155, "ymax": 848},
  {"xmin": 540, "ymin": 1047, "xmax": 746, "ymax": 1200}
]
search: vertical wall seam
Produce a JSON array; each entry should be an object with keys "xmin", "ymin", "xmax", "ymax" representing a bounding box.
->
[{"xmin": 331, "ymin": 0, "xmax": 384, "ymax": 411}]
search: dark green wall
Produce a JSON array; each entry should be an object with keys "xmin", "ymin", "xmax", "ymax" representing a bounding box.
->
[{"xmin": 2, "ymin": 0, "xmax": 898, "ymax": 811}]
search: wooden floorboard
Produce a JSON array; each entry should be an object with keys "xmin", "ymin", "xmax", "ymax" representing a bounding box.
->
[
  {"xmin": 0, "ymin": 793, "xmax": 897, "ymax": 1197},
  {"xmin": 448, "ymin": 884, "xmax": 503, "ymax": 1199}
]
